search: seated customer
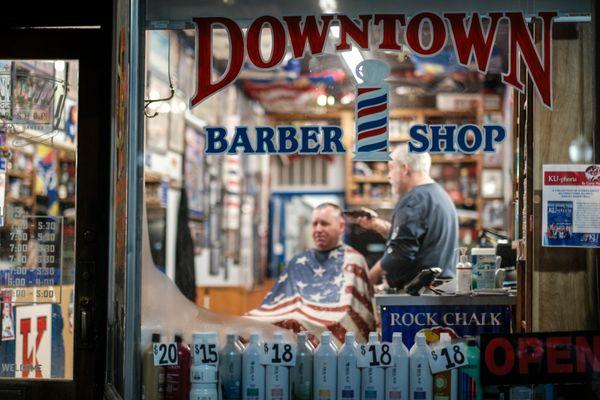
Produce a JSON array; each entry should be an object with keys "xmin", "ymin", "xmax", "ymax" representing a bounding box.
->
[{"xmin": 247, "ymin": 203, "xmax": 375, "ymax": 344}]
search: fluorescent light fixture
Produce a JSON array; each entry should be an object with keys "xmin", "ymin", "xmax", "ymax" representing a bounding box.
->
[
  {"xmin": 341, "ymin": 47, "xmax": 364, "ymax": 82},
  {"xmin": 319, "ymin": 0, "xmax": 337, "ymax": 13},
  {"xmin": 54, "ymin": 61, "xmax": 65, "ymax": 72},
  {"xmin": 329, "ymin": 25, "xmax": 364, "ymax": 82}
]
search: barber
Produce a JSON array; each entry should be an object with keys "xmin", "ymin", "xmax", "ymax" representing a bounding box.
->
[{"xmin": 355, "ymin": 145, "xmax": 459, "ymax": 289}]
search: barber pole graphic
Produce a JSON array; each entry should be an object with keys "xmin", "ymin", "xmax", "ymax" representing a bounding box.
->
[{"xmin": 354, "ymin": 60, "xmax": 391, "ymax": 161}]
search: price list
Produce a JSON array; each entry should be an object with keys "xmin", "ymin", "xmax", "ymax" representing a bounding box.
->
[{"xmin": 1, "ymin": 215, "xmax": 63, "ymax": 303}]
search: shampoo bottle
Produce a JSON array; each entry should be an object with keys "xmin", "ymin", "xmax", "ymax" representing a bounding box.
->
[
  {"xmin": 220, "ymin": 333, "xmax": 243, "ymax": 400},
  {"xmin": 337, "ymin": 332, "xmax": 360, "ymax": 400},
  {"xmin": 143, "ymin": 332, "xmax": 164, "ymax": 400},
  {"xmin": 291, "ymin": 332, "xmax": 313, "ymax": 400},
  {"xmin": 313, "ymin": 331, "xmax": 338, "ymax": 400},
  {"xmin": 266, "ymin": 332, "xmax": 289, "ymax": 400},
  {"xmin": 433, "ymin": 333, "xmax": 457, "ymax": 400},
  {"xmin": 456, "ymin": 247, "xmax": 472, "ymax": 294},
  {"xmin": 458, "ymin": 338, "xmax": 482, "ymax": 400},
  {"xmin": 243, "ymin": 332, "xmax": 266, "ymax": 400},
  {"xmin": 385, "ymin": 332, "xmax": 409, "ymax": 400},
  {"xmin": 165, "ymin": 334, "xmax": 191, "ymax": 400},
  {"xmin": 191, "ymin": 332, "xmax": 219, "ymax": 400},
  {"xmin": 361, "ymin": 332, "xmax": 384, "ymax": 400},
  {"xmin": 409, "ymin": 333, "xmax": 433, "ymax": 400}
]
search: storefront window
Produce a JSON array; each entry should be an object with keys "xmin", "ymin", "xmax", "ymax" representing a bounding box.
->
[
  {"xmin": 133, "ymin": 1, "xmax": 598, "ymax": 398},
  {"xmin": 0, "ymin": 59, "xmax": 78, "ymax": 380}
]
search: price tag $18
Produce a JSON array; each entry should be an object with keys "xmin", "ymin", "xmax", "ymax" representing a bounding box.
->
[
  {"xmin": 427, "ymin": 342, "xmax": 468, "ymax": 374},
  {"xmin": 153, "ymin": 343, "xmax": 178, "ymax": 366},
  {"xmin": 261, "ymin": 342, "xmax": 296, "ymax": 366},
  {"xmin": 357, "ymin": 343, "xmax": 392, "ymax": 368}
]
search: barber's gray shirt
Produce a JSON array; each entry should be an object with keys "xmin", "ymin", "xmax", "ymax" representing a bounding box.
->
[{"xmin": 380, "ymin": 182, "xmax": 459, "ymax": 288}]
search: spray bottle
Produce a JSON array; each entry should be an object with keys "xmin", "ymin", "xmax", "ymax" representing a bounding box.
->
[
  {"xmin": 458, "ymin": 338, "xmax": 482, "ymax": 400},
  {"xmin": 385, "ymin": 332, "xmax": 409, "ymax": 400},
  {"xmin": 456, "ymin": 247, "xmax": 472, "ymax": 294},
  {"xmin": 220, "ymin": 333, "xmax": 243, "ymax": 400},
  {"xmin": 266, "ymin": 332, "xmax": 289, "ymax": 400},
  {"xmin": 433, "ymin": 333, "xmax": 457, "ymax": 400},
  {"xmin": 361, "ymin": 332, "xmax": 384, "ymax": 400},
  {"xmin": 291, "ymin": 332, "xmax": 313, "ymax": 400},
  {"xmin": 337, "ymin": 332, "xmax": 360, "ymax": 400},
  {"xmin": 314, "ymin": 331, "xmax": 338, "ymax": 400},
  {"xmin": 165, "ymin": 334, "xmax": 191, "ymax": 400},
  {"xmin": 191, "ymin": 332, "xmax": 219, "ymax": 400},
  {"xmin": 409, "ymin": 333, "xmax": 432, "ymax": 400},
  {"xmin": 243, "ymin": 332, "xmax": 266, "ymax": 400},
  {"xmin": 142, "ymin": 332, "xmax": 164, "ymax": 400}
]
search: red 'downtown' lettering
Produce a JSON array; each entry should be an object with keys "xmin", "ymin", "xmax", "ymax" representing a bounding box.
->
[{"xmin": 190, "ymin": 12, "xmax": 556, "ymax": 109}]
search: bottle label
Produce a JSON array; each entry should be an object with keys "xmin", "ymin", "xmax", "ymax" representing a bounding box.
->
[
  {"xmin": 246, "ymin": 387, "xmax": 259, "ymax": 400},
  {"xmin": 270, "ymin": 388, "xmax": 284, "ymax": 400},
  {"xmin": 318, "ymin": 389, "xmax": 331, "ymax": 400},
  {"xmin": 387, "ymin": 391, "xmax": 402, "ymax": 399},
  {"xmin": 413, "ymin": 392, "xmax": 426, "ymax": 400},
  {"xmin": 364, "ymin": 390, "xmax": 377, "ymax": 399}
]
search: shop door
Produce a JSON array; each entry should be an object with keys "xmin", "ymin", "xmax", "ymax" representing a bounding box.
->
[{"xmin": 0, "ymin": 28, "xmax": 109, "ymax": 399}]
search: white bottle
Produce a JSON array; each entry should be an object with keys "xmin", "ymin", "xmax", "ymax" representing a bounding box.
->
[
  {"xmin": 291, "ymin": 332, "xmax": 313, "ymax": 400},
  {"xmin": 243, "ymin": 333, "xmax": 266, "ymax": 400},
  {"xmin": 409, "ymin": 333, "xmax": 432, "ymax": 400},
  {"xmin": 456, "ymin": 247, "xmax": 473, "ymax": 294},
  {"xmin": 191, "ymin": 332, "xmax": 219, "ymax": 400},
  {"xmin": 337, "ymin": 332, "xmax": 360, "ymax": 400},
  {"xmin": 361, "ymin": 332, "xmax": 384, "ymax": 400},
  {"xmin": 385, "ymin": 332, "xmax": 409, "ymax": 400},
  {"xmin": 266, "ymin": 332, "xmax": 289, "ymax": 400},
  {"xmin": 314, "ymin": 331, "xmax": 338, "ymax": 400},
  {"xmin": 433, "ymin": 333, "xmax": 457, "ymax": 400}
]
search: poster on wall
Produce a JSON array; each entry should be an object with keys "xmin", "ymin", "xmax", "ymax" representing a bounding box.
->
[{"xmin": 542, "ymin": 164, "xmax": 600, "ymax": 248}]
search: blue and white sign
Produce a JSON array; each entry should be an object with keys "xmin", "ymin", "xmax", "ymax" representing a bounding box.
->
[{"xmin": 380, "ymin": 304, "xmax": 512, "ymax": 348}]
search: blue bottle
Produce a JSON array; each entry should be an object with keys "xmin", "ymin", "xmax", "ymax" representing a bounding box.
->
[
  {"xmin": 337, "ymin": 332, "xmax": 360, "ymax": 400},
  {"xmin": 243, "ymin": 333, "xmax": 266, "ymax": 400},
  {"xmin": 266, "ymin": 332, "xmax": 289, "ymax": 400},
  {"xmin": 220, "ymin": 333, "xmax": 243, "ymax": 400},
  {"xmin": 385, "ymin": 332, "xmax": 409, "ymax": 400},
  {"xmin": 361, "ymin": 332, "xmax": 384, "ymax": 400},
  {"xmin": 291, "ymin": 332, "xmax": 314, "ymax": 400},
  {"xmin": 314, "ymin": 331, "xmax": 338, "ymax": 400},
  {"xmin": 409, "ymin": 333, "xmax": 433, "ymax": 400}
]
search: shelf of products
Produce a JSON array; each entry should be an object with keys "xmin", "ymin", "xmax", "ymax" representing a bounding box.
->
[{"xmin": 345, "ymin": 107, "xmax": 484, "ymax": 246}]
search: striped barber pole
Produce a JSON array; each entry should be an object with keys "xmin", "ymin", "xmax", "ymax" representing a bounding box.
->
[{"xmin": 353, "ymin": 60, "xmax": 391, "ymax": 161}]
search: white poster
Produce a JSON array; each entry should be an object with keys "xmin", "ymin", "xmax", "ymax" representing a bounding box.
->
[
  {"xmin": 15, "ymin": 304, "xmax": 52, "ymax": 378},
  {"xmin": 542, "ymin": 164, "xmax": 600, "ymax": 248}
]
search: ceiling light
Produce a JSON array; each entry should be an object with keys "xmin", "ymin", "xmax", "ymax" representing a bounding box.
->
[
  {"xmin": 54, "ymin": 61, "xmax": 65, "ymax": 72},
  {"xmin": 317, "ymin": 94, "xmax": 327, "ymax": 107},
  {"xmin": 327, "ymin": 96, "xmax": 335, "ymax": 106},
  {"xmin": 340, "ymin": 93, "xmax": 354, "ymax": 104},
  {"xmin": 319, "ymin": 0, "xmax": 337, "ymax": 14}
]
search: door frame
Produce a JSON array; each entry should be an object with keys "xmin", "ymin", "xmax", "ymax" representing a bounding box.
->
[{"xmin": 0, "ymin": 28, "xmax": 111, "ymax": 399}]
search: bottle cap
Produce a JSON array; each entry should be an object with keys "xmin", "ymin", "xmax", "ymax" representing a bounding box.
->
[
  {"xmin": 249, "ymin": 332, "xmax": 260, "ymax": 343},
  {"xmin": 226, "ymin": 333, "xmax": 236, "ymax": 343},
  {"xmin": 440, "ymin": 333, "xmax": 451, "ymax": 344},
  {"xmin": 174, "ymin": 334, "xmax": 183, "ymax": 343},
  {"xmin": 151, "ymin": 333, "xmax": 161, "ymax": 343},
  {"xmin": 416, "ymin": 333, "xmax": 427, "ymax": 346},
  {"xmin": 368, "ymin": 332, "xmax": 379, "ymax": 343},
  {"xmin": 320, "ymin": 331, "xmax": 331, "ymax": 344},
  {"xmin": 297, "ymin": 332, "xmax": 307, "ymax": 343},
  {"xmin": 344, "ymin": 332, "xmax": 355, "ymax": 343},
  {"xmin": 192, "ymin": 332, "xmax": 218, "ymax": 344},
  {"xmin": 274, "ymin": 332, "xmax": 284, "ymax": 342},
  {"xmin": 392, "ymin": 332, "xmax": 402, "ymax": 342}
]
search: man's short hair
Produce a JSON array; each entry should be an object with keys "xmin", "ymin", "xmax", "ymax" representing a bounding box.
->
[
  {"xmin": 391, "ymin": 144, "xmax": 431, "ymax": 174},
  {"xmin": 314, "ymin": 202, "xmax": 343, "ymax": 218}
]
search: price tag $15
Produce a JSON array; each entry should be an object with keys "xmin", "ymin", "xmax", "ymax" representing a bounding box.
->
[
  {"xmin": 357, "ymin": 343, "xmax": 392, "ymax": 368},
  {"xmin": 261, "ymin": 342, "xmax": 296, "ymax": 366},
  {"xmin": 427, "ymin": 342, "xmax": 468, "ymax": 374},
  {"xmin": 193, "ymin": 343, "xmax": 219, "ymax": 365},
  {"xmin": 153, "ymin": 343, "xmax": 178, "ymax": 366}
]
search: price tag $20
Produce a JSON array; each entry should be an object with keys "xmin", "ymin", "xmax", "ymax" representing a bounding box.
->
[
  {"xmin": 428, "ymin": 342, "xmax": 468, "ymax": 374},
  {"xmin": 153, "ymin": 343, "xmax": 178, "ymax": 366}
]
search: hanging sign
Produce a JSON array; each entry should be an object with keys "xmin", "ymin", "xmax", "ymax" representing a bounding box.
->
[{"xmin": 542, "ymin": 164, "xmax": 600, "ymax": 248}]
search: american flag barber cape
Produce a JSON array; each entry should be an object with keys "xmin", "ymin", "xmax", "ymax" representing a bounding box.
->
[{"xmin": 247, "ymin": 244, "xmax": 375, "ymax": 345}]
